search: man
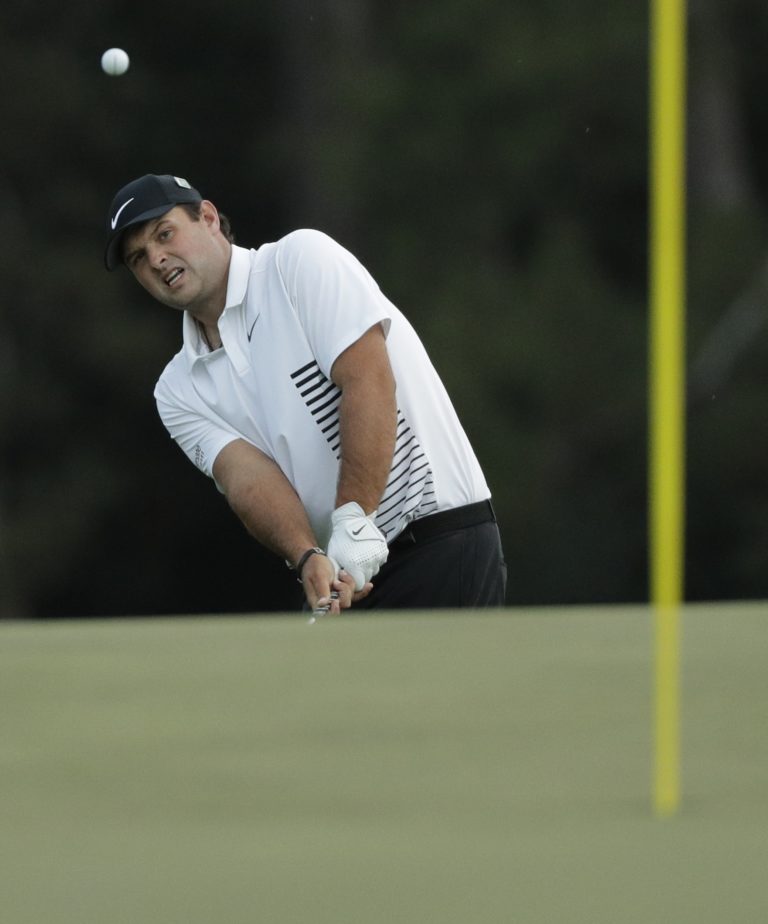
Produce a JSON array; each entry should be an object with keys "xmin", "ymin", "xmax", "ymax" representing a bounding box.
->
[{"xmin": 105, "ymin": 174, "xmax": 506, "ymax": 615}]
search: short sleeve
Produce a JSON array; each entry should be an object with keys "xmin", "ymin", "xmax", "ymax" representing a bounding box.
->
[
  {"xmin": 276, "ymin": 230, "xmax": 392, "ymax": 376},
  {"xmin": 155, "ymin": 388, "xmax": 240, "ymax": 485}
]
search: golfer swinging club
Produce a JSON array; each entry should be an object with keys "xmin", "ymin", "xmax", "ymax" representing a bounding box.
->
[{"xmin": 105, "ymin": 174, "xmax": 506, "ymax": 615}]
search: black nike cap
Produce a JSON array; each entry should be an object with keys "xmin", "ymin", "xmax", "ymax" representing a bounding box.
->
[{"xmin": 104, "ymin": 174, "xmax": 203, "ymax": 271}]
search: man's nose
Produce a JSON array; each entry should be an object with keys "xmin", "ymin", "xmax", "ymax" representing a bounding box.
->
[{"xmin": 147, "ymin": 244, "xmax": 166, "ymax": 269}]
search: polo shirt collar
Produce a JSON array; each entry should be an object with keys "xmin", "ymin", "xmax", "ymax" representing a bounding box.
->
[
  {"xmin": 182, "ymin": 311, "xmax": 207, "ymax": 359},
  {"xmin": 181, "ymin": 244, "xmax": 251, "ymax": 363},
  {"xmin": 223, "ymin": 244, "xmax": 251, "ymax": 310}
]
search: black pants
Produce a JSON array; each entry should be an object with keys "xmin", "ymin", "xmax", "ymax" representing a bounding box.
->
[{"xmin": 355, "ymin": 501, "xmax": 507, "ymax": 610}]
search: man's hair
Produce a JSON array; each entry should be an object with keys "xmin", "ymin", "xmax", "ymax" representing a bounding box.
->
[{"xmin": 179, "ymin": 202, "xmax": 235, "ymax": 243}]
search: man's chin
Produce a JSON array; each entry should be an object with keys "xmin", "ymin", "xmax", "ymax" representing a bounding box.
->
[{"xmin": 156, "ymin": 287, "xmax": 192, "ymax": 310}]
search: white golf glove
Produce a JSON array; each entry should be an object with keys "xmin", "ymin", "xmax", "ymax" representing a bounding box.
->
[{"xmin": 327, "ymin": 502, "xmax": 389, "ymax": 592}]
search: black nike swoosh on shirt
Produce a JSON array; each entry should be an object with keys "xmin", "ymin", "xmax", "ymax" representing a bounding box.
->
[
  {"xmin": 352, "ymin": 525, "xmax": 366, "ymax": 536},
  {"xmin": 247, "ymin": 313, "xmax": 261, "ymax": 341}
]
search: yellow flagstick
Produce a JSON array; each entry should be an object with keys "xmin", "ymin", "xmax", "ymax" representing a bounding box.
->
[{"xmin": 649, "ymin": 0, "xmax": 686, "ymax": 815}]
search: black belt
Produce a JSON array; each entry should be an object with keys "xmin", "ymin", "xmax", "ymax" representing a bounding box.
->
[{"xmin": 391, "ymin": 499, "xmax": 496, "ymax": 547}]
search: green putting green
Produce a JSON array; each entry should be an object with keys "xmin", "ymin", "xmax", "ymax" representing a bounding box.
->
[{"xmin": 1, "ymin": 604, "xmax": 766, "ymax": 923}]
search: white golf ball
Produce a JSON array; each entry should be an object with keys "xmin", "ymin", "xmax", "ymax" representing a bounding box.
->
[{"xmin": 101, "ymin": 48, "xmax": 130, "ymax": 77}]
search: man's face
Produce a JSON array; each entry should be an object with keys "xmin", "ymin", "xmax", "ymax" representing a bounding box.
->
[{"xmin": 122, "ymin": 203, "xmax": 229, "ymax": 313}]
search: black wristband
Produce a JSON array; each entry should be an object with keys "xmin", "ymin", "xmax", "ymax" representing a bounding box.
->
[{"xmin": 295, "ymin": 547, "xmax": 326, "ymax": 583}]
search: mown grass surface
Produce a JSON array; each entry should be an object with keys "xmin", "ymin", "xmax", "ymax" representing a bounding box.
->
[{"xmin": 1, "ymin": 604, "xmax": 766, "ymax": 923}]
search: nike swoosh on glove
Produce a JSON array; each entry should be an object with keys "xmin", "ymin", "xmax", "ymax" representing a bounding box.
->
[{"xmin": 327, "ymin": 502, "xmax": 389, "ymax": 592}]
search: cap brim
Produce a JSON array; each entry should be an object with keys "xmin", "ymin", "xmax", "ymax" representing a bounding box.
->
[{"xmin": 104, "ymin": 203, "xmax": 177, "ymax": 271}]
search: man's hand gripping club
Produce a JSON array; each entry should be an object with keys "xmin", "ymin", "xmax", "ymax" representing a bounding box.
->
[
  {"xmin": 299, "ymin": 546, "xmax": 372, "ymax": 620},
  {"xmin": 327, "ymin": 502, "xmax": 389, "ymax": 592}
]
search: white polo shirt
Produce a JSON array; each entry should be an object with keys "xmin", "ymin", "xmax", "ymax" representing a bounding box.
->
[{"xmin": 154, "ymin": 230, "xmax": 490, "ymax": 547}]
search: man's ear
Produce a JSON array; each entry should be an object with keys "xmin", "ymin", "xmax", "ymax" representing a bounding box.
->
[{"xmin": 200, "ymin": 200, "xmax": 220, "ymax": 232}]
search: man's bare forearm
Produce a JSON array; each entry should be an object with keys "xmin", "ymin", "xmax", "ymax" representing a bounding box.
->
[
  {"xmin": 335, "ymin": 377, "xmax": 396, "ymax": 513},
  {"xmin": 332, "ymin": 325, "xmax": 397, "ymax": 514},
  {"xmin": 212, "ymin": 438, "xmax": 318, "ymax": 567},
  {"xmin": 213, "ymin": 438, "xmax": 364, "ymax": 613}
]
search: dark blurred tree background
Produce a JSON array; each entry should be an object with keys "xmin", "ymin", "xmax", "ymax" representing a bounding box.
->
[{"xmin": 2, "ymin": 0, "xmax": 768, "ymax": 618}]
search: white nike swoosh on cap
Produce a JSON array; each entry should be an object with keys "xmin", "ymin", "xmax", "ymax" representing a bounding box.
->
[{"xmin": 110, "ymin": 197, "xmax": 135, "ymax": 230}]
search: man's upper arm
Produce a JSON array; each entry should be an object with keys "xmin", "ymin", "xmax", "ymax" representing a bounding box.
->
[{"xmin": 330, "ymin": 323, "xmax": 394, "ymax": 390}]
